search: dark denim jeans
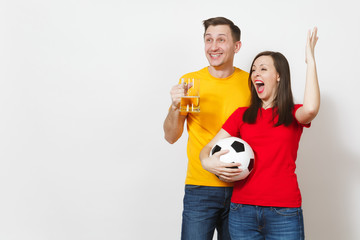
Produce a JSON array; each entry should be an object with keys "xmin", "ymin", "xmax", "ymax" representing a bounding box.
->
[
  {"xmin": 229, "ymin": 203, "xmax": 305, "ymax": 240},
  {"xmin": 181, "ymin": 185, "xmax": 232, "ymax": 240}
]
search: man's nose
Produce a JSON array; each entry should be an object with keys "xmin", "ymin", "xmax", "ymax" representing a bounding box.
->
[{"xmin": 210, "ymin": 41, "xmax": 219, "ymax": 51}]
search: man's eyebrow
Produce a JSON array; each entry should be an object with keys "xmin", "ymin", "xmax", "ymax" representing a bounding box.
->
[{"xmin": 204, "ymin": 33, "xmax": 227, "ymax": 37}]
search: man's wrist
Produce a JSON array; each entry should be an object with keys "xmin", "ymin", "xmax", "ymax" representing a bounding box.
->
[{"xmin": 171, "ymin": 104, "xmax": 179, "ymax": 111}]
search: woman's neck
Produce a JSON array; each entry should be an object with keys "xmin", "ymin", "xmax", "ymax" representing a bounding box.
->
[{"xmin": 262, "ymin": 101, "xmax": 273, "ymax": 109}]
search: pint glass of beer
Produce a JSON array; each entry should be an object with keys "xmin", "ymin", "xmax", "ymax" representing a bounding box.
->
[{"xmin": 180, "ymin": 78, "xmax": 200, "ymax": 113}]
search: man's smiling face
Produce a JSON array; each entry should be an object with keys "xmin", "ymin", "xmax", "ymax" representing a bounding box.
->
[{"xmin": 204, "ymin": 25, "xmax": 239, "ymax": 69}]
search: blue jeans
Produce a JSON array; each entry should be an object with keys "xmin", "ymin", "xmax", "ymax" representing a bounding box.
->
[
  {"xmin": 229, "ymin": 203, "xmax": 304, "ymax": 240},
  {"xmin": 181, "ymin": 185, "xmax": 232, "ymax": 240}
]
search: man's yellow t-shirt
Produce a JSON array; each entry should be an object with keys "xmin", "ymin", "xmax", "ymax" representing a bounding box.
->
[{"xmin": 181, "ymin": 67, "xmax": 250, "ymax": 187}]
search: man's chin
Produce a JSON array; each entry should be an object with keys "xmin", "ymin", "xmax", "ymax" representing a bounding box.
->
[
  {"xmin": 208, "ymin": 61, "xmax": 223, "ymax": 67},
  {"xmin": 209, "ymin": 63, "xmax": 225, "ymax": 69}
]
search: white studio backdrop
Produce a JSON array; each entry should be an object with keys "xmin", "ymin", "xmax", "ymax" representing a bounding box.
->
[{"xmin": 0, "ymin": 0, "xmax": 359, "ymax": 239}]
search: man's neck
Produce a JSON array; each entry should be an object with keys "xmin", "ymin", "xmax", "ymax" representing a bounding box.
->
[{"xmin": 208, "ymin": 65, "xmax": 235, "ymax": 79}]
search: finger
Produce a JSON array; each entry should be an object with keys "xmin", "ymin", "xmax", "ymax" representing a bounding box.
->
[
  {"xmin": 184, "ymin": 83, "xmax": 194, "ymax": 96},
  {"xmin": 313, "ymin": 28, "xmax": 319, "ymax": 46},
  {"xmin": 219, "ymin": 167, "xmax": 242, "ymax": 175},
  {"xmin": 221, "ymin": 164, "xmax": 242, "ymax": 172},
  {"xmin": 172, "ymin": 85, "xmax": 186, "ymax": 97},
  {"xmin": 226, "ymin": 168, "xmax": 243, "ymax": 175},
  {"xmin": 311, "ymin": 27, "xmax": 318, "ymax": 46},
  {"xmin": 218, "ymin": 175, "xmax": 233, "ymax": 182},
  {"xmin": 312, "ymin": 27, "xmax": 318, "ymax": 39},
  {"xmin": 227, "ymin": 162, "xmax": 241, "ymax": 168},
  {"xmin": 219, "ymin": 174, "xmax": 241, "ymax": 183},
  {"xmin": 171, "ymin": 92, "xmax": 183, "ymax": 101},
  {"xmin": 214, "ymin": 149, "xmax": 230, "ymax": 157},
  {"xmin": 187, "ymin": 82, "xmax": 194, "ymax": 89},
  {"xmin": 171, "ymin": 84, "xmax": 184, "ymax": 94}
]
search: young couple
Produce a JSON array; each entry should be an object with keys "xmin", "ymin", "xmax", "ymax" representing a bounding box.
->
[{"xmin": 164, "ymin": 16, "xmax": 319, "ymax": 240}]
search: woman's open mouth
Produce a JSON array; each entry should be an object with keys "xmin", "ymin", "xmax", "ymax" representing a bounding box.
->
[{"xmin": 254, "ymin": 80, "xmax": 265, "ymax": 94}]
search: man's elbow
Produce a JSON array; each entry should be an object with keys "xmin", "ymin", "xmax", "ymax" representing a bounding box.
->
[{"xmin": 164, "ymin": 134, "xmax": 178, "ymax": 144}]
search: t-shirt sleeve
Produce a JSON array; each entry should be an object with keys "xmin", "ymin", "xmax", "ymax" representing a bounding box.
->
[
  {"xmin": 222, "ymin": 108, "xmax": 242, "ymax": 136},
  {"xmin": 293, "ymin": 104, "xmax": 311, "ymax": 128}
]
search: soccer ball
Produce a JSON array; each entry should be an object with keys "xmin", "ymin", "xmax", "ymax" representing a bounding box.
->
[{"xmin": 210, "ymin": 137, "xmax": 255, "ymax": 180}]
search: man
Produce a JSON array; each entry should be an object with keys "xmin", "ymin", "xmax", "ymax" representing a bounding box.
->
[{"xmin": 163, "ymin": 17, "xmax": 250, "ymax": 239}]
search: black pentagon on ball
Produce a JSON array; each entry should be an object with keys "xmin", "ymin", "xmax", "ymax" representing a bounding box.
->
[
  {"xmin": 248, "ymin": 158, "xmax": 255, "ymax": 171},
  {"xmin": 211, "ymin": 145, "xmax": 222, "ymax": 155},
  {"xmin": 231, "ymin": 141, "xmax": 245, "ymax": 152}
]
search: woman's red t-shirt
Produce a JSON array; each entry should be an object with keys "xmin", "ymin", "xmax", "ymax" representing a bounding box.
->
[{"xmin": 222, "ymin": 105, "xmax": 310, "ymax": 207}]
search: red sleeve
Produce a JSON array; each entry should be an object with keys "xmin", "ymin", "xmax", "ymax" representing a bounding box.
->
[{"xmin": 222, "ymin": 108, "xmax": 244, "ymax": 136}]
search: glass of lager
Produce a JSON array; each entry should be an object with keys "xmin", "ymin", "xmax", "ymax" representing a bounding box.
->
[{"xmin": 180, "ymin": 78, "xmax": 200, "ymax": 113}]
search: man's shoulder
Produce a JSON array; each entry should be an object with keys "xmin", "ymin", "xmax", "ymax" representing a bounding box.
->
[{"xmin": 234, "ymin": 67, "xmax": 249, "ymax": 75}]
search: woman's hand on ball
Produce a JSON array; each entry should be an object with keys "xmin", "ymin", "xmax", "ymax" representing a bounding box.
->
[{"xmin": 201, "ymin": 150, "xmax": 242, "ymax": 180}]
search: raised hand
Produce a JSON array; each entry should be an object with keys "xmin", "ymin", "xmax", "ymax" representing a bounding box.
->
[
  {"xmin": 295, "ymin": 27, "xmax": 320, "ymax": 125},
  {"xmin": 306, "ymin": 27, "xmax": 319, "ymax": 64}
]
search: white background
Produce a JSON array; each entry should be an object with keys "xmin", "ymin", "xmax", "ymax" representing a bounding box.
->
[{"xmin": 0, "ymin": 0, "xmax": 359, "ymax": 239}]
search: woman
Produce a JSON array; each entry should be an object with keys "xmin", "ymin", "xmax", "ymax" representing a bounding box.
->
[{"xmin": 199, "ymin": 28, "xmax": 319, "ymax": 239}]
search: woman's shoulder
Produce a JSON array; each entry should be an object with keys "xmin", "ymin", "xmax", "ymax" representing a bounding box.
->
[
  {"xmin": 230, "ymin": 106, "xmax": 249, "ymax": 117},
  {"xmin": 234, "ymin": 106, "xmax": 249, "ymax": 113}
]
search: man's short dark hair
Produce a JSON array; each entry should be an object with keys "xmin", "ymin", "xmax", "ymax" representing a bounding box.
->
[{"xmin": 203, "ymin": 17, "xmax": 241, "ymax": 42}]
